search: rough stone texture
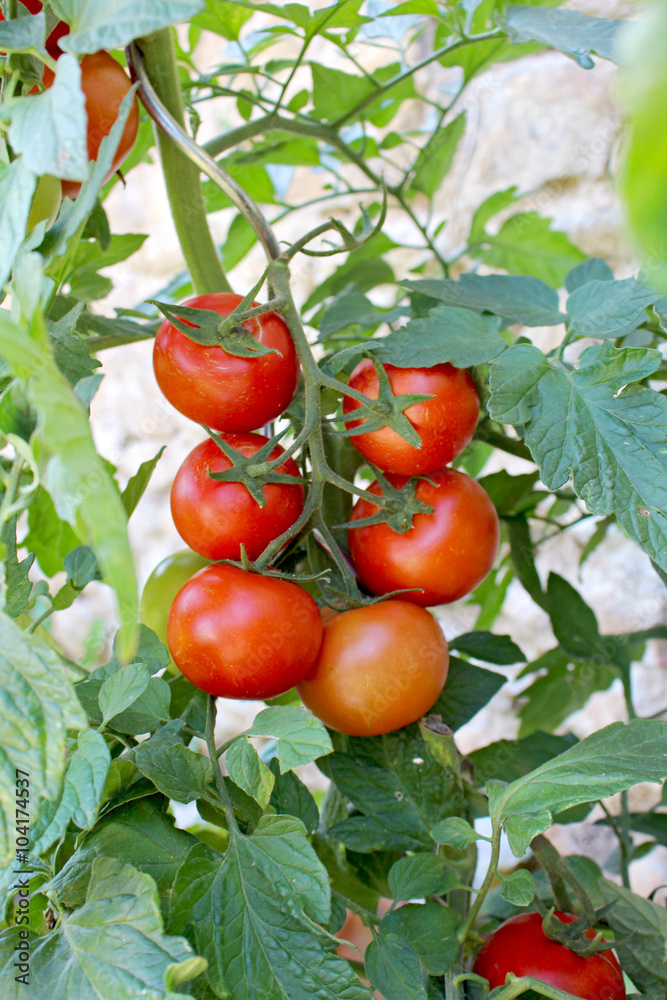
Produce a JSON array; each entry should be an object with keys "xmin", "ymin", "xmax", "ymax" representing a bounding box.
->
[{"xmin": 46, "ymin": 4, "xmax": 667, "ymax": 892}]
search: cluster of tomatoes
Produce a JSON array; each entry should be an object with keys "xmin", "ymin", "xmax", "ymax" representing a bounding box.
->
[{"xmin": 141, "ymin": 291, "xmax": 500, "ymax": 737}]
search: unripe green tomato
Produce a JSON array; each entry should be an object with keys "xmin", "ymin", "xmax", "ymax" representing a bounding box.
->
[
  {"xmin": 27, "ymin": 174, "xmax": 62, "ymax": 233},
  {"xmin": 140, "ymin": 549, "xmax": 210, "ymax": 674}
]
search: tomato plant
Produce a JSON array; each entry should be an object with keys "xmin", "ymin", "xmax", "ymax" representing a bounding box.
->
[
  {"xmin": 342, "ymin": 360, "xmax": 479, "ymax": 475},
  {"xmin": 167, "ymin": 564, "xmax": 323, "ymax": 699},
  {"xmin": 473, "ymin": 912, "xmax": 627, "ymax": 1000},
  {"xmin": 170, "ymin": 433, "xmax": 304, "ymax": 561},
  {"xmin": 297, "ymin": 600, "xmax": 449, "ymax": 736},
  {"xmin": 153, "ymin": 292, "xmax": 299, "ymax": 431},
  {"xmin": 1, "ymin": 3, "xmax": 666, "ymax": 1000},
  {"xmin": 348, "ymin": 469, "xmax": 500, "ymax": 605}
]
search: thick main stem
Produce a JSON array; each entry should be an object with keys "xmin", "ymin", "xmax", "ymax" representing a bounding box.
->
[{"xmin": 136, "ymin": 30, "xmax": 231, "ymax": 295}]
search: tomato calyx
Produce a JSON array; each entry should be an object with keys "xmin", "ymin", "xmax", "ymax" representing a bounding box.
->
[
  {"xmin": 339, "ymin": 468, "xmax": 434, "ymax": 534},
  {"xmin": 340, "ymin": 353, "xmax": 434, "ymax": 448},
  {"xmin": 539, "ymin": 908, "xmax": 620, "ymax": 959},
  {"xmin": 204, "ymin": 428, "xmax": 304, "ymax": 507},
  {"xmin": 151, "ymin": 299, "xmax": 280, "ymax": 358}
]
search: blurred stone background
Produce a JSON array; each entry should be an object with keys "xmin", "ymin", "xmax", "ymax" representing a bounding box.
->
[{"xmin": 47, "ymin": 0, "xmax": 666, "ymax": 895}]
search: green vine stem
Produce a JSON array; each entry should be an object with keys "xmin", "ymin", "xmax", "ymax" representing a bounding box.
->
[
  {"xmin": 204, "ymin": 695, "xmax": 238, "ymax": 833},
  {"xmin": 132, "ymin": 31, "xmax": 232, "ymax": 295},
  {"xmin": 457, "ymin": 822, "xmax": 501, "ymax": 942}
]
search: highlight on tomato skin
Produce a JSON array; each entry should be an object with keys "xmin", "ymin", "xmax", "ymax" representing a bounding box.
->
[
  {"xmin": 170, "ymin": 432, "xmax": 305, "ymax": 562},
  {"xmin": 348, "ymin": 467, "xmax": 500, "ymax": 607},
  {"xmin": 297, "ymin": 600, "xmax": 449, "ymax": 736},
  {"xmin": 167, "ymin": 564, "xmax": 324, "ymax": 700},
  {"xmin": 342, "ymin": 360, "xmax": 480, "ymax": 475},
  {"xmin": 473, "ymin": 912, "xmax": 627, "ymax": 1000},
  {"xmin": 153, "ymin": 292, "xmax": 299, "ymax": 432}
]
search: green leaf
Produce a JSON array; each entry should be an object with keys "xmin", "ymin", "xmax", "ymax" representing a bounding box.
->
[
  {"xmin": 499, "ymin": 868, "xmax": 535, "ymax": 906},
  {"xmin": 221, "ymin": 212, "xmax": 257, "ymax": 271},
  {"xmin": 6, "ymin": 55, "xmax": 87, "ymax": 180},
  {"xmin": 488, "ymin": 340, "xmax": 667, "ymax": 571},
  {"xmin": 402, "ymin": 274, "xmax": 565, "ymax": 327},
  {"xmin": 409, "ymin": 114, "xmax": 466, "ymax": 198},
  {"xmin": 226, "ymin": 736, "xmax": 275, "ymax": 809},
  {"xmin": 488, "ymin": 718, "xmax": 667, "ymax": 855},
  {"xmin": 380, "ymin": 903, "xmax": 460, "ymax": 976},
  {"xmin": 372, "ymin": 306, "xmax": 506, "ymax": 368},
  {"xmin": 32, "ymin": 729, "xmax": 110, "ymax": 855},
  {"xmin": 468, "ymin": 731, "xmax": 578, "ymax": 787},
  {"xmin": 2, "ymin": 516, "xmax": 35, "ymax": 618},
  {"xmin": 365, "ymin": 935, "xmax": 427, "ymax": 1000},
  {"xmin": 24, "ymin": 487, "xmax": 79, "ymax": 577},
  {"xmin": 0, "ymin": 11, "xmax": 46, "ymax": 53},
  {"xmin": 268, "ymin": 757, "xmax": 319, "ymax": 833},
  {"xmin": 0, "ymin": 159, "xmax": 36, "ymax": 286},
  {"xmin": 387, "ymin": 854, "xmax": 458, "ymax": 902},
  {"xmin": 324, "ymin": 728, "xmax": 464, "ymax": 853},
  {"xmin": 170, "ymin": 819, "xmax": 371, "ymax": 999},
  {"xmin": 245, "ymin": 706, "xmax": 333, "ymax": 771},
  {"xmin": 621, "ymin": 5, "xmax": 667, "ymax": 293},
  {"xmin": 64, "ymin": 545, "xmax": 102, "ymax": 588},
  {"xmin": 469, "ymin": 187, "xmax": 518, "ymax": 243},
  {"xmin": 498, "ymin": 5, "xmax": 625, "ymax": 68},
  {"xmin": 430, "ymin": 817, "xmax": 483, "ymax": 851},
  {"xmin": 0, "ymin": 857, "xmax": 205, "ymax": 999},
  {"xmin": 55, "ymin": 0, "xmax": 205, "ymax": 53},
  {"xmin": 48, "ymin": 312, "xmax": 102, "ymax": 386},
  {"xmin": 517, "ymin": 648, "xmax": 620, "ymax": 738},
  {"xmin": 566, "ymin": 276, "xmax": 658, "ymax": 338},
  {"xmin": 121, "ymin": 446, "xmax": 166, "ymax": 517},
  {"xmin": 132, "ymin": 724, "xmax": 214, "ymax": 804},
  {"xmin": 598, "ymin": 879, "xmax": 667, "ymax": 998},
  {"xmin": 0, "ymin": 310, "xmax": 138, "ymax": 655},
  {"xmin": 430, "ymin": 657, "xmax": 505, "ymax": 731},
  {"xmin": 192, "ymin": 0, "xmax": 253, "ymax": 39},
  {"xmin": 475, "ymin": 212, "xmax": 586, "ymax": 288},
  {"xmin": 0, "ymin": 612, "xmax": 86, "ymax": 867},
  {"xmin": 99, "ymin": 663, "xmax": 151, "ymax": 725},
  {"xmin": 76, "ymin": 658, "xmax": 171, "ymax": 734},
  {"xmin": 305, "ymin": 238, "xmax": 396, "ymax": 312},
  {"xmin": 564, "ymin": 256, "xmax": 614, "ymax": 293},
  {"xmin": 47, "ymin": 797, "xmax": 198, "ymax": 914},
  {"xmin": 449, "ymin": 631, "xmax": 524, "ymax": 665}
]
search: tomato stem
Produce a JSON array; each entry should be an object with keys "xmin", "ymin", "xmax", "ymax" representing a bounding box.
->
[
  {"xmin": 457, "ymin": 823, "xmax": 501, "ymax": 943},
  {"xmin": 204, "ymin": 695, "xmax": 238, "ymax": 833},
  {"xmin": 133, "ymin": 30, "xmax": 232, "ymax": 296}
]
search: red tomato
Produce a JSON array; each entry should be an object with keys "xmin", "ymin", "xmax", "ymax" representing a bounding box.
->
[
  {"xmin": 153, "ymin": 292, "xmax": 299, "ymax": 432},
  {"xmin": 342, "ymin": 360, "xmax": 479, "ymax": 475},
  {"xmin": 45, "ymin": 52, "xmax": 139, "ymax": 198},
  {"xmin": 297, "ymin": 601, "xmax": 449, "ymax": 736},
  {"xmin": 473, "ymin": 912, "xmax": 626, "ymax": 1000},
  {"xmin": 167, "ymin": 564, "xmax": 323, "ymax": 699},
  {"xmin": 170, "ymin": 432, "xmax": 304, "ymax": 562},
  {"xmin": 46, "ymin": 19, "xmax": 70, "ymax": 58},
  {"xmin": 348, "ymin": 468, "xmax": 499, "ymax": 606}
]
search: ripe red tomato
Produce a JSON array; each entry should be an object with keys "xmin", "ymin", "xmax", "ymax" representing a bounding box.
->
[
  {"xmin": 45, "ymin": 52, "xmax": 139, "ymax": 198},
  {"xmin": 348, "ymin": 468, "xmax": 499, "ymax": 606},
  {"xmin": 473, "ymin": 912, "xmax": 626, "ymax": 1000},
  {"xmin": 170, "ymin": 432, "xmax": 304, "ymax": 562},
  {"xmin": 342, "ymin": 360, "xmax": 479, "ymax": 475},
  {"xmin": 297, "ymin": 600, "xmax": 449, "ymax": 736},
  {"xmin": 153, "ymin": 292, "xmax": 299, "ymax": 432},
  {"xmin": 167, "ymin": 564, "xmax": 323, "ymax": 699}
]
